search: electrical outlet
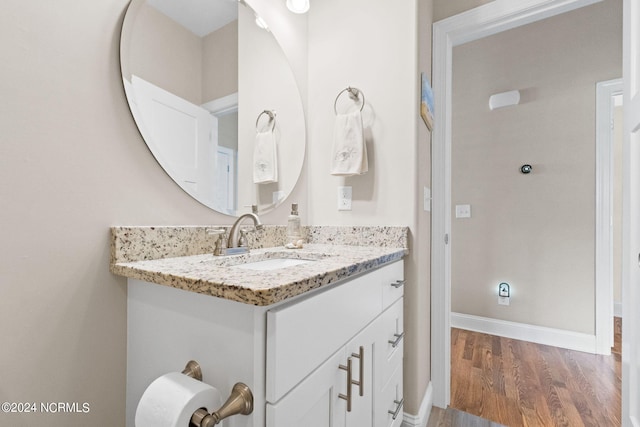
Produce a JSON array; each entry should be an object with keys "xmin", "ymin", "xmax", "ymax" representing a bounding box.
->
[
  {"xmin": 498, "ymin": 282, "xmax": 510, "ymax": 297},
  {"xmin": 455, "ymin": 204, "xmax": 471, "ymax": 218},
  {"xmin": 338, "ymin": 186, "xmax": 352, "ymax": 211},
  {"xmin": 498, "ymin": 296, "xmax": 510, "ymax": 306}
]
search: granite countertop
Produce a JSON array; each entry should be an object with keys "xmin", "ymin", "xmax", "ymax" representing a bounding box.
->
[{"xmin": 111, "ymin": 243, "xmax": 407, "ymax": 306}]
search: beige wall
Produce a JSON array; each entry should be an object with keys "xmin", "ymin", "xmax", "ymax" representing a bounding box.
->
[
  {"xmin": 0, "ymin": 0, "xmax": 233, "ymax": 425},
  {"xmin": 202, "ymin": 21, "xmax": 239, "ymax": 103},
  {"xmin": 127, "ymin": 4, "xmax": 239, "ymax": 106},
  {"xmin": 307, "ymin": 0, "xmax": 417, "ymax": 226},
  {"xmin": 415, "ymin": 0, "xmax": 434, "ymax": 415},
  {"xmin": 450, "ymin": 0, "xmax": 622, "ymax": 333},
  {"xmin": 433, "ymin": 0, "xmax": 493, "ymax": 21},
  {"xmin": 306, "ymin": 0, "xmax": 431, "ymax": 415},
  {"xmin": 0, "ymin": 0, "xmax": 433, "ymax": 425},
  {"xmin": 237, "ymin": 3, "xmax": 306, "ymax": 212},
  {"xmin": 128, "ymin": 2, "xmax": 203, "ymax": 104}
]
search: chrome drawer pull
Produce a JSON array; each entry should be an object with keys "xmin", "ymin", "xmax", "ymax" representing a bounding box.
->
[
  {"xmin": 338, "ymin": 357, "xmax": 353, "ymax": 412},
  {"xmin": 388, "ymin": 398, "xmax": 404, "ymax": 420},
  {"xmin": 391, "ymin": 279, "xmax": 405, "ymax": 288},
  {"xmin": 350, "ymin": 346, "xmax": 364, "ymax": 397},
  {"xmin": 388, "ymin": 332, "xmax": 405, "ymax": 348}
]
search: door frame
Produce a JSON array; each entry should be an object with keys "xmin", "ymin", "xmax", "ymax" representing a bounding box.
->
[
  {"xmin": 215, "ymin": 145, "xmax": 237, "ymax": 214},
  {"xmin": 431, "ymin": 0, "xmax": 604, "ymax": 408},
  {"xmin": 622, "ymin": 0, "xmax": 640, "ymax": 424},
  {"xmin": 596, "ymin": 78, "xmax": 623, "ymax": 354}
]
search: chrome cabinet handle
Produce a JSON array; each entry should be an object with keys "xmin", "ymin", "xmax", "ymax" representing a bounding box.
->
[
  {"xmin": 350, "ymin": 346, "xmax": 364, "ymax": 397},
  {"xmin": 388, "ymin": 398, "xmax": 404, "ymax": 420},
  {"xmin": 388, "ymin": 332, "xmax": 405, "ymax": 348},
  {"xmin": 391, "ymin": 279, "xmax": 405, "ymax": 288},
  {"xmin": 338, "ymin": 357, "xmax": 353, "ymax": 412}
]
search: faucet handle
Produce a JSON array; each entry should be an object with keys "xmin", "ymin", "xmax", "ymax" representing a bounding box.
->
[
  {"xmin": 238, "ymin": 230, "xmax": 248, "ymax": 248},
  {"xmin": 238, "ymin": 226, "xmax": 261, "ymax": 248},
  {"xmin": 206, "ymin": 228, "xmax": 225, "ymax": 236},
  {"xmin": 206, "ymin": 228, "xmax": 226, "ymax": 256}
]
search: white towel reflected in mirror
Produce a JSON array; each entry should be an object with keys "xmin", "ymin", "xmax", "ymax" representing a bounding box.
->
[{"xmin": 253, "ymin": 130, "xmax": 278, "ymax": 184}]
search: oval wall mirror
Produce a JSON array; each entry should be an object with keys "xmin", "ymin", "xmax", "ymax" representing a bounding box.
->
[{"xmin": 120, "ymin": 0, "xmax": 306, "ymax": 216}]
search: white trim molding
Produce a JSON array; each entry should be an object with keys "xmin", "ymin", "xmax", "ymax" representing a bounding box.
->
[
  {"xmin": 201, "ymin": 92, "xmax": 238, "ymax": 116},
  {"xmin": 402, "ymin": 382, "xmax": 433, "ymax": 427},
  {"xmin": 452, "ymin": 313, "xmax": 597, "ymax": 354},
  {"xmin": 596, "ymin": 78, "xmax": 623, "ymax": 354},
  {"xmin": 431, "ymin": 0, "xmax": 604, "ymax": 408},
  {"xmin": 615, "ymin": 301, "xmax": 623, "ymax": 318}
]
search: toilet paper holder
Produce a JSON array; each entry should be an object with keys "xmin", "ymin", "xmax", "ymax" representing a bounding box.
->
[
  {"xmin": 181, "ymin": 361, "xmax": 254, "ymax": 426},
  {"xmin": 182, "ymin": 360, "xmax": 203, "ymax": 381}
]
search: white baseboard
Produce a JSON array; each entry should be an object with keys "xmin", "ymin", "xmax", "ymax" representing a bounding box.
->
[
  {"xmin": 402, "ymin": 381, "xmax": 432, "ymax": 427},
  {"xmin": 614, "ymin": 302, "xmax": 623, "ymax": 318},
  {"xmin": 451, "ymin": 312, "xmax": 597, "ymax": 354}
]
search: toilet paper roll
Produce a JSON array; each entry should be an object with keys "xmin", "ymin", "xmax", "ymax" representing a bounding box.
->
[{"xmin": 135, "ymin": 372, "xmax": 222, "ymax": 427}]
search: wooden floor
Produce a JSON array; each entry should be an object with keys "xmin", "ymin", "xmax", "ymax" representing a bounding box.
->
[
  {"xmin": 428, "ymin": 406, "xmax": 507, "ymax": 427},
  {"xmin": 447, "ymin": 320, "xmax": 621, "ymax": 427}
]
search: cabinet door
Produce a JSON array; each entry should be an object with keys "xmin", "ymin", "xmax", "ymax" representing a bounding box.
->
[
  {"xmin": 344, "ymin": 323, "xmax": 377, "ymax": 426},
  {"xmin": 266, "ymin": 349, "xmax": 346, "ymax": 427}
]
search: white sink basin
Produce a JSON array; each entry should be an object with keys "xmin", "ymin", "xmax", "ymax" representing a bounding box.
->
[{"xmin": 232, "ymin": 258, "xmax": 314, "ymax": 271}]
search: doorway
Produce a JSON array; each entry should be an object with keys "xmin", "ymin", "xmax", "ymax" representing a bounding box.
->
[{"xmin": 430, "ymin": 0, "xmax": 618, "ymax": 409}]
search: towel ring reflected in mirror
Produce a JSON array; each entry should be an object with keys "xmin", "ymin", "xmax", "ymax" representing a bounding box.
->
[
  {"xmin": 256, "ymin": 110, "xmax": 276, "ymax": 132},
  {"xmin": 334, "ymin": 87, "xmax": 365, "ymax": 115}
]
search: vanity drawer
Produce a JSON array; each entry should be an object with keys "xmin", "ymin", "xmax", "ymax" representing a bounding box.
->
[
  {"xmin": 378, "ymin": 297, "xmax": 404, "ymax": 388},
  {"xmin": 375, "ymin": 364, "xmax": 404, "ymax": 427},
  {"xmin": 380, "ymin": 261, "xmax": 404, "ymax": 308},
  {"xmin": 266, "ymin": 263, "xmax": 402, "ymax": 403}
]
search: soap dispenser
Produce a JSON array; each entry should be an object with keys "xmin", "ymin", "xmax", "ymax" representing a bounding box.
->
[{"xmin": 286, "ymin": 203, "xmax": 303, "ymax": 248}]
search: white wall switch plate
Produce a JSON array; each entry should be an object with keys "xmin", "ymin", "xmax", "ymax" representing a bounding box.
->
[
  {"xmin": 498, "ymin": 296, "xmax": 510, "ymax": 306},
  {"xmin": 338, "ymin": 186, "xmax": 352, "ymax": 211},
  {"xmin": 455, "ymin": 204, "xmax": 471, "ymax": 218},
  {"xmin": 424, "ymin": 187, "xmax": 431, "ymax": 212}
]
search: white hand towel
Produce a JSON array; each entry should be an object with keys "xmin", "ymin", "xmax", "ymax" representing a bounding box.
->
[
  {"xmin": 330, "ymin": 110, "xmax": 368, "ymax": 176},
  {"xmin": 253, "ymin": 130, "xmax": 278, "ymax": 184}
]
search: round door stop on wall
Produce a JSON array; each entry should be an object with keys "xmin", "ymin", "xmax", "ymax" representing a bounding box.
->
[{"xmin": 520, "ymin": 164, "xmax": 532, "ymax": 174}]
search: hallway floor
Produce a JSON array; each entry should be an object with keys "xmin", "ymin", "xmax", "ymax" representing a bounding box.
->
[
  {"xmin": 427, "ymin": 406, "xmax": 506, "ymax": 426},
  {"xmin": 445, "ymin": 321, "xmax": 621, "ymax": 427}
]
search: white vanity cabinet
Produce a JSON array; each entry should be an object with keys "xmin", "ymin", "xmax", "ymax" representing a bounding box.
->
[
  {"xmin": 265, "ymin": 261, "xmax": 404, "ymax": 427},
  {"xmin": 125, "ymin": 259, "xmax": 404, "ymax": 427}
]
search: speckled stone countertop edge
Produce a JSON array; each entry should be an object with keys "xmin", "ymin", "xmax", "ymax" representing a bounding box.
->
[{"xmin": 111, "ymin": 243, "xmax": 408, "ymax": 306}]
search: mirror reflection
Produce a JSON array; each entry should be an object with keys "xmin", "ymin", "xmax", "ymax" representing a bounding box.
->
[{"xmin": 120, "ymin": 0, "xmax": 305, "ymax": 216}]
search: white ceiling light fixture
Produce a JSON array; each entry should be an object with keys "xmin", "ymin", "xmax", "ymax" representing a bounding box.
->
[{"xmin": 286, "ymin": 0, "xmax": 309, "ymax": 14}]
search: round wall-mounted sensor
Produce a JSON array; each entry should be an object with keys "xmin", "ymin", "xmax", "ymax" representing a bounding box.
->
[{"xmin": 520, "ymin": 164, "xmax": 532, "ymax": 174}]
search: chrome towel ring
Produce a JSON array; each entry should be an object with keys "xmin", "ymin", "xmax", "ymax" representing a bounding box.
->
[
  {"xmin": 256, "ymin": 110, "xmax": 276, "ymax": 132},
  {"xmin": 334, "ymin": 87, "xmax": 365, "ymax": 115}
]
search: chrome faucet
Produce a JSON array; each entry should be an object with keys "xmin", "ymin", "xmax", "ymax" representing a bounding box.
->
[{"xmin": 227, "ymin": 212, "xmax": 263, "ymax": 250}]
